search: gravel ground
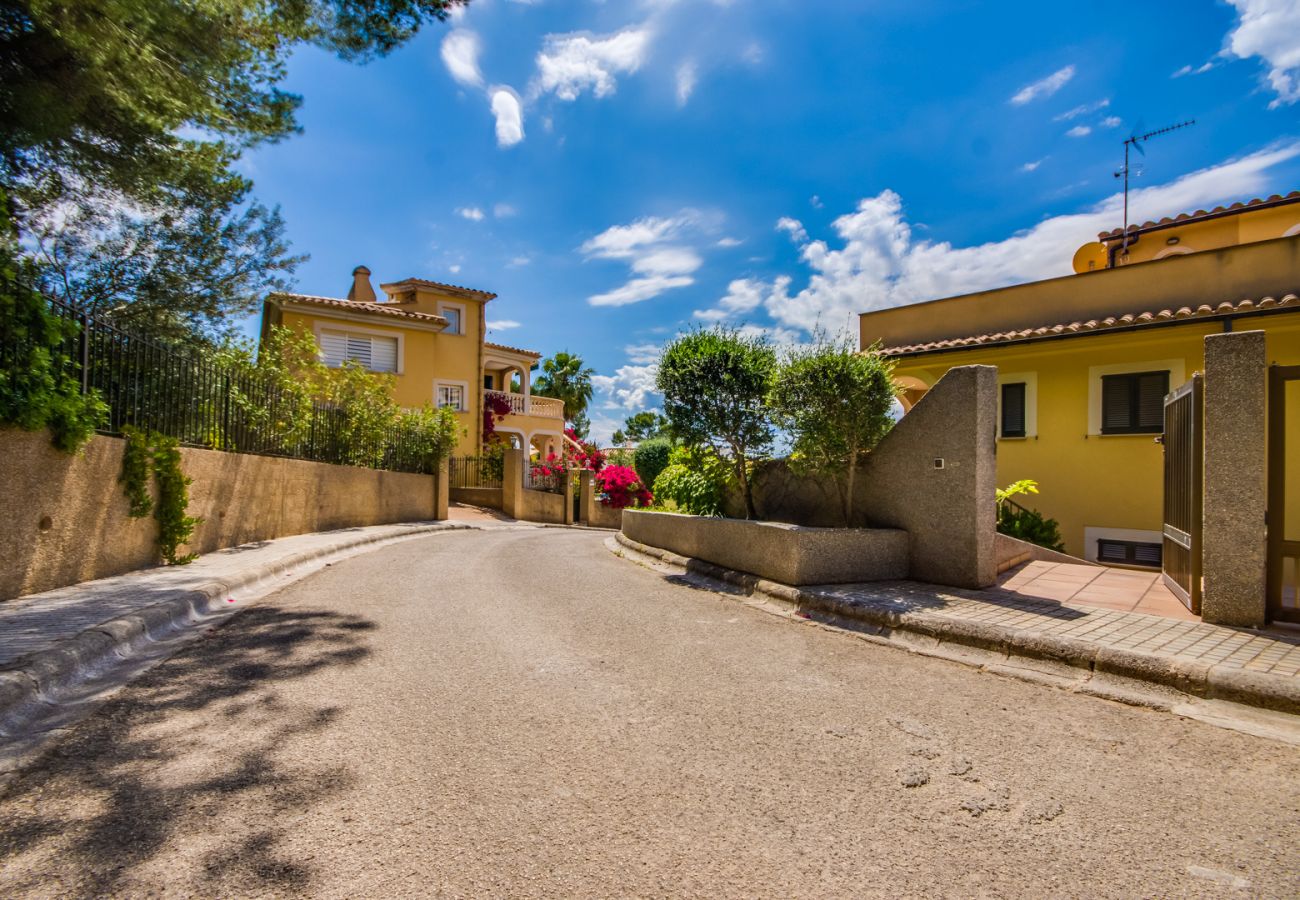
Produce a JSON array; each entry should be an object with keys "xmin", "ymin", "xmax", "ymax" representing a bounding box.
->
[{"xmin": 0, "ymin": 527, "xmax": 1296, "ymax": 898}]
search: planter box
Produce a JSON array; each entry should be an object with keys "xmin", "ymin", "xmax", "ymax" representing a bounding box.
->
[{"xmin": 622, "ymin": 509, "xmax": 909, "ymax": 586}]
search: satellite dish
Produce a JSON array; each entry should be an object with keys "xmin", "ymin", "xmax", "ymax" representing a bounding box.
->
[{"xmin": 1073, "ymin": 241, "xmax": 1108, "ymax": 273}]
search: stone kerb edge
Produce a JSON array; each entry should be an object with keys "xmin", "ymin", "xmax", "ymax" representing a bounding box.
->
[
  {"xmin": 0, "ymin": 522, "xmax": 473, "ymax": 741},
  {"xmin": 612, "ymin": 532, "xmax": 1299, "ymax": 715}
]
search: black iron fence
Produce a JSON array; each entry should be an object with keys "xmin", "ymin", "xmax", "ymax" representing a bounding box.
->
[
  {"xmin": 449, "ymin": 455, "xmax": 503, "ymax": 489},
  {"xmin": 8, "ymin": 297, "xmax": 438, "ymax": 474}
]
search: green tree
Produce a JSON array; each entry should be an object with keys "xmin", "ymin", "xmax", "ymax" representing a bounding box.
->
[
  {"xmin": 612, "ymin": 410, "xmax": 670, "ymax": 445},
  {"xmin": 656, "ymin": 327, "xmax": 776, "ymax": 519},
  {"xmin": 533, "ymin": 351, "xmax": 594, "ymax": 432},
  {"xmin": 633, "ymin": 436, "xmax": 672, "ymax": 492},
  {"xmin": 769, "ymin": 338, "xmax": 897, "ymax": 526}
]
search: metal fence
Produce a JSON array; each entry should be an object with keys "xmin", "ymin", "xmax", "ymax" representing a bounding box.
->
[
  {"xmin": 449, "ymin": 455, "xmax": 503, "ymax": 489},
  {"xmin": 8, "ymin": 297, "xmax": 438, "ymax": 474},
  {"xmin": 525, "ymin": 465, "xmax": 565, "ymax": 494}
]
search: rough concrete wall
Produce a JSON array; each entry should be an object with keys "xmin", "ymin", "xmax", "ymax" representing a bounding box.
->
[
  {"xmin": 622, "ymin": 510, "xmax": 908, "ymax": 585},
  {"xmin": 1201, "ymin": 330, "xmax": 1267, "ymax": 626},
  {"xmin": 450, "ymin": 487, "xmax": 503, "ymax": 509},
  {"xmin": 0, "ymin": 428, "xmax": 437, "ymax": 601},
  {"xmin": 578, "ymin": 471, "xmax": 623, "ymax": 529},
  {"xmin": 518, "ymin": 487, "xmax": 566, "ymax": 524},
  {"xmin": 857, "ymin": 365, "xmax": 998, "ymax": 589}
]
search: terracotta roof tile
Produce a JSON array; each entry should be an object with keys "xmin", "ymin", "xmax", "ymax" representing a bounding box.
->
[
  {"xmin": 880, "ymin": 293, "xmax": 1300, "ymax": 357},
  {"xmin": 378, "ymin": 277, "xmax": 497, "ymax": 299},
  {"xmin": 484, "ymin": 340, "xmax": 542, "ymax": 358},
  {"xmin": 1097, "ymin": 191, "xmax": 1300, "ymax": 240},
  {"xmin": 272, "ymin": 292, "xmax": 449, "ymax": 325}
]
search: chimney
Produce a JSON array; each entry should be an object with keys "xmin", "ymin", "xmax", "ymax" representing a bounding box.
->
[{"xmin": 347, "ymin": 265, "xmax": 377, "ymax": 303}]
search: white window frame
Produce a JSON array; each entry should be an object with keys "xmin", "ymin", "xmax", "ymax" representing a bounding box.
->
[
  {"xmin": 1087, "ymin": 358, "xmax": 1184, "ymax": 436},
  {"xmin": 435, "ymin": 379, "xmax": 470, "ymax": 412},
  {"xmin": 1083, "ymin": 526, "xmax": 1163, "ymax": 566},
  {"xmin": 437, "ymin": 300, "xmax": 468, "ymax": 336},
  {"xmin": 313, "ymin": 322, "xmax": 404, "ymax": 374},
  {"xmin": 996, "ymin": 371, "xmax": 1037, "ymax": 439}
]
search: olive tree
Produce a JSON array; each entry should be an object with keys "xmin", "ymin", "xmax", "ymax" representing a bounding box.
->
[
  {"xmin": 656, "ymin": 327, "xmax": 776, "ymax": 519},
  {"xmin": 769, "ymin": 338, "xmax": 898, "ymax": 526}
]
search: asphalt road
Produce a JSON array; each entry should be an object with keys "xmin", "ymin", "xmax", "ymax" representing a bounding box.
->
[{"xmin": 0, "ymin": 526, "xmax": 1296, "ymax": 898}]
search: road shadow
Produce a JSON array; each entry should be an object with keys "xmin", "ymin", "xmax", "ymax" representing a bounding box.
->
[{"xmin": 0, "ymin": 604, "xmax": 376, "ymax": 897}]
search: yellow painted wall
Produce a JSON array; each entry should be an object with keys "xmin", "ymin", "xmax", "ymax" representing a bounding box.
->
[
  {"xmin": 891, "ymin": 314, "xmax": 1300, "ymax": 560},
  {"xmin": 1113, "ymin": 203, "xmax": 1300, "ymax": 265}
]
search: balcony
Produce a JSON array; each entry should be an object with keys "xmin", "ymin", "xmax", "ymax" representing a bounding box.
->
[{"xmin": 484, "ymin": 390, "xmax": 564, "ymax": 420}]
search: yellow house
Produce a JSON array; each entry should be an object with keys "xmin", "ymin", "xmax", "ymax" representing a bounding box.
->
[
  {"xmin": 860, "ymin": 194, "xmax": 1300, "ymax": 568},
  {"xmin": 260, "ymin": 266, "xmax": 566, "ymax": 457}
]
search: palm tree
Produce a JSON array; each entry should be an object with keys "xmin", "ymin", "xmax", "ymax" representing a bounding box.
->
[{"xmin": 533, "ymin": 351, "xmax": 595, "ymax": 432}]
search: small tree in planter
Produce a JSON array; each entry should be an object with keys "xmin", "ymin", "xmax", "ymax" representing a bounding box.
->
[
  {"xmin": 656, "ymin": 327, "xmax": 775, "ymax": 519},
  {"xmin": 769, "ymin": 338, "xmax": 897, "ymax": 526}
]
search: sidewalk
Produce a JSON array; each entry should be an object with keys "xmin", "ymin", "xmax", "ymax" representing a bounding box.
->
[
  {"xmin": 612, "ymin": 533, "xmax": 1300, "ymax": 718},
  {"xmin": 0, "ymin": 521, "xmax": 477, "ymax": 768}
]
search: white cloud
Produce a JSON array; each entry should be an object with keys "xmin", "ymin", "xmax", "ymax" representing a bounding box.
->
[
  {"xmin": 1100, "ymin": 116, "xmax": 1122, "ymax": 129},
  {"xmin": 456, "ymin": 206, "xmax": 486, "ymax": 221},
  {"xmin": 582, "ymin": 210, "xmax": 715, "ymax": 306},
  {"xmin": 753, "ymin": 142, "xmax": 1300, "ymax": 337},
  {"xmin": 490, "ymin": 88, "xmax": 525, "ymax": 147},
  {"xmin": 624, "ymin": 342, "xmax": 660, "ymax": 365},
  {"xmin": 1053, "ymin": 97, "xmax": 1109, "ymax": 121},
  {"xmin": 508, "ymin": 255, "xmax": 531, "ymax": 267},
  {"xmin": 441, "ymin": 30, "xmax": 484, "ymax": 88},
  {"xmin": 717, "ymin": 236, "xmax": 743, "ymax": 247},
  {"xmin": 1066, "ymin": 125, "xmax": 1092, "ymax": 138},
  {"xmin": 1010, "ymin": 65, "xmax": 1075, "ymax": 105},
  {"xmin": 534, "ymin": 27, "xmax": 653, "ymax": 101},
  {"xmin": 1021, "ymin": 158, "xmax": 1045, "ymax": 172},
  {"xmin": 449, "ymin": 264, "xmax": 462, "ymax": 274},
  {"xmin": 676, "ymin": 60, "xmax": 698, "ymax": 106},
  {"xmin": 592, "ymin": 362, "xmax": 660, "ymax": 410},
  {"xmin": 810, "ymin": 195, "xmax": 824, "ymax": 209},
  {"xmin": 494, "ymin": 203, "xmax": 517, "ymax": 218},
  {"xmin": 1173, "ymin": 60, "xmax": 1217, "ymax": 78},
  {"xmin": 487, "ymin": 319, "xmax": 521, "ymax": 330},
  {"xmin": 1224, "ymin": 0, "xmax": 1300, "ymax": 106},
  {"xmin": 776, "ymin": 217, "xmax": 807, "ymax": 243},
  {"xmin": 693, "ymin": 277, "xmax": 766, "ymax": 321}
]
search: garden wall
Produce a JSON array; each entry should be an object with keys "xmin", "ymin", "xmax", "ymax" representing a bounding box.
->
[
  {"xmin": 578, "ymin": 471, "xmax": 623, "ymax": 529},
  {"xmin": 0, "ymin": 427, "xmax": 443, "ymax": 601},
  {"xmin": 450, "ymin": 486, "xmax": 503, "ymax": 510},
  {"xmin": 724, "ymin": 365, "xmax": 998, "ymax": 589}
]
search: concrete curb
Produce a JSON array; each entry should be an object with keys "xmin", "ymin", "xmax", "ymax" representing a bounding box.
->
[
  {"xmin": 0, "ymin": 522, "xmax": 476, "ymax": 744},
  {"xmin": 612, "ymin": 532, "xmax": 1300, "ymax": 717}
]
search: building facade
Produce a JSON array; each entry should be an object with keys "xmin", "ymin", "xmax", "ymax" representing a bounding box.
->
[
  {"xmin": 260, "ymin": 267, "xmax": 565, "ymax": 457},
  {"xmin": 860, "ymin": 195, "xmax": 1300, "ymax": 567}
]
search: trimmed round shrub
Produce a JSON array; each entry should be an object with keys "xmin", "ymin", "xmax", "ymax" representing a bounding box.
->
[{"xmin": 633, "ymin": 437, "xmax": 673, "ymax": 492}]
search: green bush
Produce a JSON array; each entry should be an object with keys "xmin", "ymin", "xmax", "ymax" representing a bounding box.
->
[
  {"xmin": 997, "ymin": 505, "xmax": 1065, "ymax": 553},
  {"xmin": 652, "ymin": 463, "xmax": 724, "ymax": 517},
  {"xmin": 0, "ymin": 223, "xmax": 106, "ymax": 452},
  {"xmin": 633, "ymin": 437, "xmax": 673, "ymax": 492}
]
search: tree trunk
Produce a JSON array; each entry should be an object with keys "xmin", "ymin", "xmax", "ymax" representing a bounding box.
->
[
  {"xmin": 844, "ymin": 448, "xmax": 858, "ymax": 527},
  {"xmin": 737, "ymin": 459, "xmax": 757, "ymax": 520}
]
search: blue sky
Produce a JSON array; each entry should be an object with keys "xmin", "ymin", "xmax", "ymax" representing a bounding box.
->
[{"xmin": 241, "ymin": 0, "xmax": 1300, "ymax": 442}]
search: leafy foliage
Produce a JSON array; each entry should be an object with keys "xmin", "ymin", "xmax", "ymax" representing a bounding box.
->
[
  {"xmin": 652, "ymin": 463, "xmax": 724, "ymax": 517},
  {"xmin": 118, "ymin": 426, "xmax": 154, "ymax": 518},
  {"xmin": 632, "ymin": 437, "xmax": 673, "ymax": 493},
  {"xmin": 996, "ymin": 479, "xmax": 1066, "ymax": 553},
  {"xmin": 151, "ymin": 433, "xmax": 202, "ymax": 564},
  {"xmin": 595, "ymin": 465, "xmax": 653, "ymax": 509},
  {"xmin": 769, "ymin": 338, "xmax": 897, "ymax": 525},
  {"xmin": 399, "ymin": 403, "xmax": 460, "ymax": 471},
  {"xmin": 612, "ymin": 411, "xmax": 670, "ymax": 445},
  {"xmin": 0, "ymin": 211, "xmax": 106, "ymax": 451},
  {"xmin": 482, "ymin": 391, "xmax": 513, "ymax": 443},
  {"xmin": 532, "ymin": 351, "xmax": 595, "ymax": 435},
  {"xmin": 656, "ymin": 327, "xmax": 776, "ymax": 519}
]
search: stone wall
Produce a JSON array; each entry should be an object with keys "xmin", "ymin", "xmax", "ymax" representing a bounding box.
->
[
  {"xmin": 0, "ymin": 428, "xmax": 442, "ymax": 601},
  {"xmin": 724, "ymin": 365, "xmax": 998, "ymax": 589}
]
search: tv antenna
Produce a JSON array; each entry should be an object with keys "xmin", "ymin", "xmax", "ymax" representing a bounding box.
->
[{"xmin": 1113, "ymin": 119, "xmax": 1195, "ymax": 262}]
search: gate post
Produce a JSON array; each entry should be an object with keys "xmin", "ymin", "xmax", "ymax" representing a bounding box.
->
[
  {"xmin": 1201, "ymin": 330, "xmax": 1267, "ymax": 627},
  {"xmin": 432, "ymin": 456, "xmax": 449, "ymax": 521}
]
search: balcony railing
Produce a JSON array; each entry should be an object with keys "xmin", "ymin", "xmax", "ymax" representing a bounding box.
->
[{"xmin": 483, "ymin": 390, "xmax": 564, "ymax": 419}]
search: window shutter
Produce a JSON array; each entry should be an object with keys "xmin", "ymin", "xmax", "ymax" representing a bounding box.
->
[
  {"xmin": 1001, "ymin": 383, "xmax": 1026, "ymax": 437},
  {"xmin": 319, "ymin": 330, "xmax": 347, "ymax": 368},
  {"xmin": 1101, "ymin": 375, "xmax": 1133, "ymax": 433},
  {"xmin": 1135, "ymin": 372, "xmax": 1168, "ymax": 430},
  {"xmin": 369, "ymin": 336, "xmax": 398, "ymax": 373},
  {"xmin": 344, "ymin": 334, "xmax": 373, "ymax": 369}
]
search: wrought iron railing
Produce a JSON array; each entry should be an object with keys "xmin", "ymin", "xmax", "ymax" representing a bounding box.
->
[
  {"xmin": 525, "ymin": 465, "xmax": 565, "ymax": 494},
  {"xmin": 7, "ymin": 297, "xmax": 438, "ymax": 474},
  {"xmin": 449, "ymin": 455, "xmax": 503, "ymax": 489}
]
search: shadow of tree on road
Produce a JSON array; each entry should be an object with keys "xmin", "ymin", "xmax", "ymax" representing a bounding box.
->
[{"xmin": 0, "ymin": 604, "xmax": 376, "ymax": 898}]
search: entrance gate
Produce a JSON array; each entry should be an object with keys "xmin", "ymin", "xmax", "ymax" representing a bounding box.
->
[
  {"xmin": 1161, "ymin": 374, "xmax": 1203, "ymax": 613},
  {"xmin": 1267, "ymin": 365, "xmax": 1300, "ymax": 623}
]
